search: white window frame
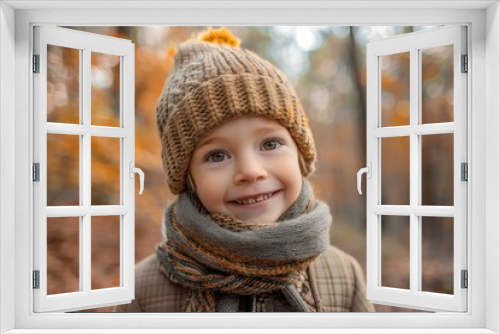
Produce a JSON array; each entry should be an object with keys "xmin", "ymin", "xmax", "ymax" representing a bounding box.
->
[
  {"xmin": 365, "ymin": 26, "xmax": 468, "ymax": 312},
  {"xmin": 33, "ymin": 25, "xmax": 136, "ymax": 313},
  {"xmin": 0, "ymin": 1, "xmax": 499, "ymax": 333}
]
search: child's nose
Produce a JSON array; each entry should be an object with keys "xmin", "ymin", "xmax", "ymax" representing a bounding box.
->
[{"xmin": 233, "ymin": 154, "xmax": 268, "ymax": 184}]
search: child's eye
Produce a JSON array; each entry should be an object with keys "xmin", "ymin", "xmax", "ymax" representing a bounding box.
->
[
  {"xmin": 261, "ymin": 139, "xmax": 282, "ymax": 151},
  {"xmin": 205, "ymin": 150, "xmax": 230, "ymax": 163}
]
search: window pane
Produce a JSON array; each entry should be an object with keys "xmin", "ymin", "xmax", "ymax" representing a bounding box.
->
[
  {"xmin": 47, "ymin": 134, "xmax": 80, "ymax": 206},
  {"xmin": 91, "ymin": 52, "xmax": 120, "ymax": 127},
  {"xmin": 381, "ymin": 136, "xmax": 410, "ymax": 205},
  {"xmin": 421, "ymin": 45, "xmax": 454, "ymax": 124},
  {"xmin": 380, "ymin": 52, "xmax": 410, "ymax": 127},
  {"xmin": 91, "ymin": 137, "xmax": 121, "ymax": 205},
  {"xmin": 421, "ymin": 217, "xmax": 454, "ymax": 294},
  {"xmin": 47, "ymin": 217, "xmax": 80, "ymax": 295},
  {"xmin": 91, "ymin": 216, "xmax": 121, "ymax": 290},
  {"xmin": 421, "ymin": 134, "xmax": 454, "ymax": 206},
  {"xmin": 47, "ymin": 45, "xmax": 80, "ymax": 124},
  {"xmin": 381, "ymin": 215, "xmax": 410, "ymax": 290}
]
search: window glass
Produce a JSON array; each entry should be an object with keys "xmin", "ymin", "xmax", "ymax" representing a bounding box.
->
[
  {"xmin": 381, "ymin": 52, "xmax": 410, "ymax": 127},
  {"xmin": 91, "ymin": 137, "xmax": 121, "ymax": 206},
  {"xmin": 91, "ymin": 216, "xmax": 121, "ymax": 290},
  {"xmin": 421, "ymin": 45, "xmax": 454, "ymax": 124},
  {"xmin": 421, "ymin": 134, "xmax": 454, "ymax": 206},
  {"xmin": 47, "ymin": 217, "xmax": 80, "ymax": 294},
  {"xmin": 47, "ymin": 134, "xmax": 80, "ymax": 206},
  {"xmin": 381, "ymin": 215, "xmax": 410, "ymax": 290},
  {"xmin": 421, "ymin": 216, "xmax": 454, "ymax": 294},
  {"xmin": 382, "ymin": 136, "xmax": 410, "ymax": 205},
  {"xmin": 91, "ymin": 52, "xmax": 121, "ymax": 127},
  {"xmin": 47, "ymin": 45, "xmax": 80, "ymax": 124}
]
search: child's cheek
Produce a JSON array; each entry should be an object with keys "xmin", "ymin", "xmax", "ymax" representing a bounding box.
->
[{"xmin": 192, "ymin": 166, "xmax": 231, "ymax": 205}]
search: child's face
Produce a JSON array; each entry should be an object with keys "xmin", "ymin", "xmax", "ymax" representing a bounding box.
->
[{"xmin": 189, "ymin": 116, "xmax": 303, "ymax": 226}]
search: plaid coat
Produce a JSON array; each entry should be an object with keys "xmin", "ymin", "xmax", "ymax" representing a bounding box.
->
[{"xmin": 114, "ymin": 245, "xmax": 374, "ymax": 312}]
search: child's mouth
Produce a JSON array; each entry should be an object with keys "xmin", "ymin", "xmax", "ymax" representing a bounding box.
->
[{"xmin": 230, "ymin": 190, "xmax": 281, "ymax": 206}]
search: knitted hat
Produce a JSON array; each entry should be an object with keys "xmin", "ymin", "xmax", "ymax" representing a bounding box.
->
[{"xmin": 156, "ymin": 27, "xmax": 316, "ymax": 194}]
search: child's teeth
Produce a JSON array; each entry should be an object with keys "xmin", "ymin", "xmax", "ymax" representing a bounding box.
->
[{"xmin": 236, "ymin": 192, "xmax": 274, "ymax": 205}]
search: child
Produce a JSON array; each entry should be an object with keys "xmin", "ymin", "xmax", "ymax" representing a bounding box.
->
[{"xmin": 115, "ymin": 27, "xmax": 374, "ymax": 312}]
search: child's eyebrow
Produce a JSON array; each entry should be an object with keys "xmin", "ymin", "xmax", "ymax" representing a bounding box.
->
[
  {"xmin": 256, "ymin": 125, "xmax": 287, "ymax": 135},
  {"xmin": 197, "ymin": 136, "xmax": 226, "ymax": 148},
  {"xmin": 197, "ymin": 125, "xmax": 286, "ymax": 148}
]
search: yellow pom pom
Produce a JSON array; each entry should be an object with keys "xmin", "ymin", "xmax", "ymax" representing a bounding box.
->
[{"xmin": 197, "ymin": 27, "xmax": 241, "ymax": 48}]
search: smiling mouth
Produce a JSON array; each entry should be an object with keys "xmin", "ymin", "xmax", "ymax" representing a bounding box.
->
[{"xmin": 231, "ymin": 190, "xmax": 280, "ymax": 205}]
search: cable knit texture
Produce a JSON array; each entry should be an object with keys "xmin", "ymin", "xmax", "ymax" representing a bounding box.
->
[{"xmin": 156, "ymin": 30, "xmax": 316, "ymax": 194}]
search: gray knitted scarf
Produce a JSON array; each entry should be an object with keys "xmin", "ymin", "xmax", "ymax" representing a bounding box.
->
[{"xmin": 156, "ymin": 179, "xmax": 332, "ymax": 312}]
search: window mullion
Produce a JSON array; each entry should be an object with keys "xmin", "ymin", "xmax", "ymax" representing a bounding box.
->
[
  {"xmin": 122, "ymin": 51, "xmax": 135, "ymax": 293},
  {"xmin": 82, "ymin": 213, "xmax": 91, "ymax": 294},
  {"xmin": 409, "ymin": 47, "xmax": 420, "ymax": 295},
  {"xmin": 119, "ymin": 55, "xmax": 125, "ymax": 288},
  {"xmin": 454, "ymin": 26, "xmax": 468, "ymax": 312},
  {"xmin": 82, "ymin": 47, "xmax": 92, "ymax": 295},
  {"xmin": 79, "ymin": 47, "xmax": 85, "ymax": 296}
]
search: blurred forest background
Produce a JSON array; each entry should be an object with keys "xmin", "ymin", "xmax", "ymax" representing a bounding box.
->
[{"xmin": 45, "ymin": 26, "xmax": 455, "ymax": 313}]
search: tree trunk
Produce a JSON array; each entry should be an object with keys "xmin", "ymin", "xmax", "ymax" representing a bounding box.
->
[{"xmin": 347, "ymin": 26, "xmax": 367, "ymax": 226}]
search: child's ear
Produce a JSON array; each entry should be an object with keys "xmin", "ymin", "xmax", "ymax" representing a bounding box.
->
[
  {"xmin": 298, "ymin": 154, "xmax": 308, "ymax": 176},
  {"xmin": 187, "ymin": 171, "xmax": 197, "ymax": 192}
]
